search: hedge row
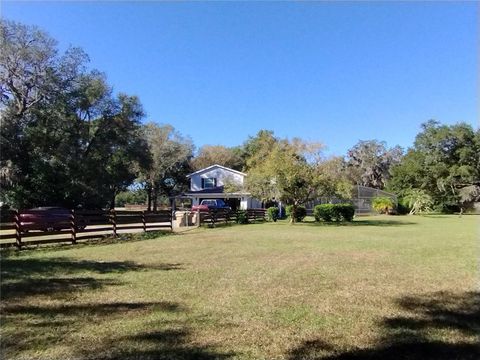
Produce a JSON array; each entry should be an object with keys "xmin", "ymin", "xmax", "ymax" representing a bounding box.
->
[{"xmin": 313, "ymin": 204, "xmax": 354, "ymax": 222}]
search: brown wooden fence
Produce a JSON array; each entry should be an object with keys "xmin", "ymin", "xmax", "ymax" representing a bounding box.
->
[
  {"xmin": 200, "ymin": 208, "xmax": 267, "ymax": 227},
  {"xmin": 0, "ymin": 209, "xmax": 172, "ymax": 249}
]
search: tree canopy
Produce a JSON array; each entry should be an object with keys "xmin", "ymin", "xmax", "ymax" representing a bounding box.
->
[
  {"xmin": 2, "ymin": 20, "xmax": 478, "ymax": 214},
  {"xmin": 191, "ymin": 145, "xmax": 243, "ymax": 172},
  {"xmin": 388, "ymin": 120, "xmax": 480, "ymax": 212},
  {"xmin": 1, "ymin": 20, "xmax": 148, "ymax": 208},
  {"xmin": 245, "ymin": 136, "xmax": 350, "ymax": 222},
  {"xmin": 139, "ymin": 123, "xmax": 193, "ymax": 211},
  {"xmin": 346, "ymin": 140, "xmax": 403, "ymax": 189}
]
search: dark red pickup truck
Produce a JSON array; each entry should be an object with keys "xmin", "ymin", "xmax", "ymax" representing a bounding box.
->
[
  {"xmin": 19, "ymin": 207, "xmax": 86, "ymax": 232},
  {"xmin": 191, "ymin": 199, "xmax": 231, "ymax": 212}
]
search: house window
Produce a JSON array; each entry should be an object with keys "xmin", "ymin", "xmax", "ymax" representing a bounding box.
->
[{"xmin": 202, "ymin": 178, "xmax": 216, "ymax": 189}]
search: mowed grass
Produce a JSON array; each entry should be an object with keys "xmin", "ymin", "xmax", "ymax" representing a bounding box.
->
[{"xmin": 1, "ymin": 215, "xmax": 478, "ymax": 360}]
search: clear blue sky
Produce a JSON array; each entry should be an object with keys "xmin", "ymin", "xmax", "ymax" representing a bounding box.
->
[{"xmin": 3, "ymin": 1, "xmax": 478, "ymax": 155}]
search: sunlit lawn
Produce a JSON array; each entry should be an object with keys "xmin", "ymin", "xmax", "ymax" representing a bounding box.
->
[{"xmin": 1, "ymin": 215, "xmax": 478, "ymax": 360}]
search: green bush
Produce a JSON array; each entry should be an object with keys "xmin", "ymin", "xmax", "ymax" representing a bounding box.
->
[
  {"xmin": 266, "ymin": 207, "xmax": 280, "ymax": 222},
  {"xmin": 372, "ymin": 197, "xmax": 395, "ymax": 214},
  {"xmin": 396, "ymin": 198, "xmax": 411, "ymax": 215},
  {"xmin": 404, "ymin": 189, "xmax": 433, "ymax": 214},
  {"xmin": 314, "ymin": 204, "xmax": 334, "ymax": 222},
  {"xmin": 285, "ymin": 205, "xmax": 307, "ymax": 222},
  {"xmin": 337, "ymin": 204, "xmax": 355, "ymax": 221},
  {"xmin": 314, "ymin": 204, "xmax": 355, "ymax": 222},
  {"xmin": 115, "ymin": 189, "xmax": 147, "ymax": 207},
  {"xmin": 236, "ymin": 210, "xmax": 249, "ymax": 224},
  {"xmin": 434, "ymin": 203, "xmax": 460, "ymax": 214}
]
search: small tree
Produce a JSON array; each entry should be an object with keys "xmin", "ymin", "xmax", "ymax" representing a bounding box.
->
[
  {"xmin": 245, "ymin": 139, "xmax": 323, "ymax": 223},
  {"xmin": 285, "ymin": 205, "xmax": 307, "ymax": 222}
]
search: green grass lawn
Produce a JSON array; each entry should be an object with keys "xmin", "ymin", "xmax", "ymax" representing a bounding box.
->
[{"xmin": 1, "ymin": 215, "xmax": 478, "ymax": 360}]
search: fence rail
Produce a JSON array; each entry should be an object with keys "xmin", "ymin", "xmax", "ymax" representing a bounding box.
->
[
  {"xmin": 0, "ymin": 209, "xmax": 172, "ymax": 249},
  {"xmin": 199, "ymin": 208, "xmax": 267, "ymax": 227}
]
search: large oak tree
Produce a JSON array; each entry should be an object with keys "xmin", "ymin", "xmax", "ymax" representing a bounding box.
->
[{"xmin": 1, "ymin": 20, "xmax": 148, "ymax": 208}]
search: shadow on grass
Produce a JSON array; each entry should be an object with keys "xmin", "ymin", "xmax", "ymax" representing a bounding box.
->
[
  {"xmin": 198, "ymin": 217, "xmax": 417, "ymax": 228},
  {"xmin": 199, "ymin": 221, "xmax": 268, "ymax": 229},
  {"xmin": 297, "ymin": 219, "xmax": 417, "ymax": 227},
  {"xmin": 0, "ymin": 257, "xmax": 184, "ymax": 300},
  {"xmin": 0, "ymin": 230, "xmax": 175, "ymax": 253},
  {"xmin": 287, "ymin": 291, "xmax": 480, "ymax": 360},
  {"xmin": 1, "ymin": 256, "xmax": 183, "ymax": 276},
  {"xmin": 0, "ymin": 254, "xmax": 232, "ymax": 359},
  {"xmin": 1, "ymin": 300, "xmax": 191, "ymax": 359},
  {"xmin": 87, "ymin": 327, "xmax": 235, "ymax": 360},
  {"xmin": 1, "ymin": 276, "xmax": 121, "ymax": 299},
  {"xmin": 2, "ymin": 299, "xmax": 234, "ymax": 359},
  {"xmin": 2, "ymin": 300, "xmax": 182, "ymax": 318}
]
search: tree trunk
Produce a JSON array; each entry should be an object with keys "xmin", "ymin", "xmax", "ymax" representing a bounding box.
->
[
  {"xmin": 290, "ymin": 204, "xmax": 297, "ymax": 224},
  {"xmin": 146, "ymin": 184, "xmax": 152, "ymax": 211},
  {"xmin": 110, "ymin": 189, "xmax": 116, "ymax": 210},
  {"xmin": 152, "ymin": 185, "xmax": 158, "ymax": 212}
]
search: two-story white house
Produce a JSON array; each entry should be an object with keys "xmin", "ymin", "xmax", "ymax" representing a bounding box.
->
[{"xmin": 184, "ymin": 164, "xmax": 262, "ymax": 210}]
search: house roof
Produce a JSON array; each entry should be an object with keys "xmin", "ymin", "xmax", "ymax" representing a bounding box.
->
[
  {"xmin": 183, "ymin": 187, "xmax": 251, "ymax": 198},
  {"xmin": 184, "ymin": 186, "xmax": 225, "ymax": 194},
  {"xmin": 186, "ymin": 164, "xmax": 247, "ymax": 178}
]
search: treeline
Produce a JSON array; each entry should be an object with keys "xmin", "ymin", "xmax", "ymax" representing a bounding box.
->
[
  {"xmin": 189, "ymin": 121, "xmax": 480, "ymax": 215},
  {"xmin": 0, "ymin": 20, "xmax": 194, "ymax": 210},
  {"xmin": 1, "ymin": 20, "xmax": 479, "ymax": 214},
  {"xmin": 388, "ymin": 121, "xmax": 480, "ymax": 213}
]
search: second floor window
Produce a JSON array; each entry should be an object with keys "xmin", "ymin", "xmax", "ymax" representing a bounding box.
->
[{"xmin": 202, "ymin": 177, "xmax": 216, "ymax": 189}]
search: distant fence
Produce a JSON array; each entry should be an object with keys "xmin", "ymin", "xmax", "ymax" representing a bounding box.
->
[
  {"xmin": 0, "ymin": 209, "xmax": 172, "ymax": 249},
  {"xmin": 305, "ymin": 186, "xmax": 398, "ymax": 215},
  {"xmin": 199, "ymin": 208, "xmax": 267, "ymax": 227}
]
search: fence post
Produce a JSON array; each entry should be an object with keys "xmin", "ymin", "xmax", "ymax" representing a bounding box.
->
[
  {"xmin": 14, "ymin": 210, "xmax": 22, "ymax": 250},
  {"xmin": 210, "ymin": 210, "xmax": 216, "ymax": 228},
  {"xmin": 111, "ymin": 209, "xmax": 117, "ymax": 237},
  {"xmin": 70, "ymin": 209, "xmax": 77, "ymax": 244},
  {"xmin": 142, "ymin": 210, "xmax": 146, "ymax": 232}
]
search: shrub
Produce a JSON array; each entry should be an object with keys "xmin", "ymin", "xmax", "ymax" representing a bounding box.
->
[
  {"xmin": 285, "ymin": 205, "xmax": 307, "ymax": 222},
  {"xmin": 266, "ymin": 207, "xmax": 280, "ymax": 222},
  {"xmin": 372, "ymin": 197, "xmax": 395, "ymax": 214},
  {"xmin": 314, "ymin": 204, "xmax": 334, "ymax": 222},
  {"xmin": 396, "ymin": 198, "xmax": 411, "ymax": 215},
  {"xmin": 336, "ymin": 204, "xmax": 355, "ymax": 221},
  {"xmin": 236, "ymin": 210, "xmax": 249, "ymax": 224},
  {"xmin": 404, "ymin": 189, "xmax": 433, "ymax": 214},
  {"xmin": 115, "ymin": 189, "xmax": 147, "ymax": 207},
  {"xmin": 314, "ymin": 203, "xmax": 355, "ymax": 222},
  {"xmin": 434, "ymin": 203, "xmax": 460, "ymax": 214}
]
